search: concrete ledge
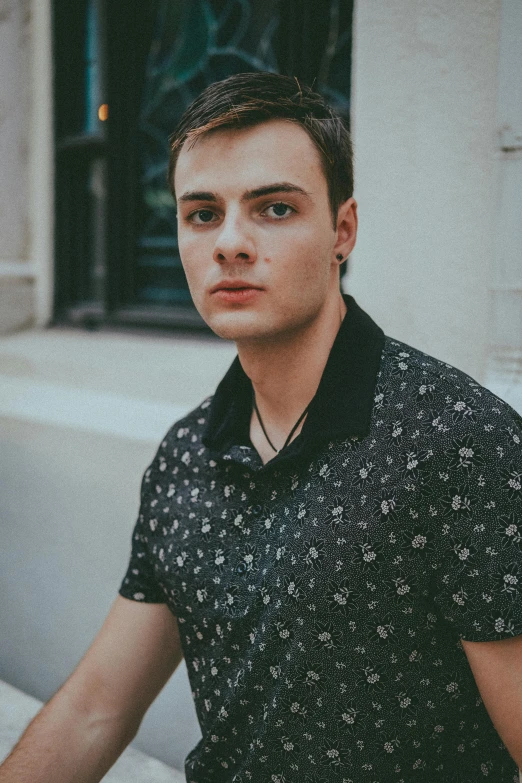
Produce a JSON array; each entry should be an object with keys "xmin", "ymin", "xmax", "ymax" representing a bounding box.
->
[
  {"xmin": 0, "ymin": 680, "xmax": 186, "ymax": 782},
  {"xmin": 0, "ymin": 327, "xmax": 236, "ymax": 441},
  {"xmin": 0, "ymin": 375, "xmax": 188, "ymax": 443}
]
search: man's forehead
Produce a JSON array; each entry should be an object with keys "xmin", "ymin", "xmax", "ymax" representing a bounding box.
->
[{"xmin": 173, "ymin": 119, "xmax": 324, "ymax": 197}]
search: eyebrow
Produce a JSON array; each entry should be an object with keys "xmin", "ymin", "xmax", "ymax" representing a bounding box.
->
[{"xmin": 177, "ymin": 182, "xmax": 312, "ymax": 204}]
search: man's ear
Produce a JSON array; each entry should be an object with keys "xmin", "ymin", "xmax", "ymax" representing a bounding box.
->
[{"xmin": 333, "ymin": 197, "xmax": 358, "ymax": 262}]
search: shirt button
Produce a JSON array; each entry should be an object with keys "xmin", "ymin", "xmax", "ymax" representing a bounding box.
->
[
  {"xmin": 252, "ymin": 504, "xmax": 262, "ymax": 516},
  {"xmin": 236, "ymin": 562, "xmax": 247, "ymax": 574}
]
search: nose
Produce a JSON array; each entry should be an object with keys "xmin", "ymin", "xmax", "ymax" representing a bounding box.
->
[{"xmin": 212, "ymin": 208, "xmax": 256, "ymax": 266}]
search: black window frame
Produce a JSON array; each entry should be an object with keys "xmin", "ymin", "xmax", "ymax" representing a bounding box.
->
[{"xmin": 52, "ymin": 0, "xmax": 353, "ymax": 333}]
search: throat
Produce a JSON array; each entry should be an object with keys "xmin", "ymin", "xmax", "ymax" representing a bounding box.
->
[{"xmin": 250, "ymin": 387, "xmax": 310, "ymax": 461}]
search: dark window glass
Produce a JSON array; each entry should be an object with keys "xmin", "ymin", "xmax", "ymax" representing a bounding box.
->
[{"xmin": 53, "ymin": 0, "xmax": 353, "ymax": 330}]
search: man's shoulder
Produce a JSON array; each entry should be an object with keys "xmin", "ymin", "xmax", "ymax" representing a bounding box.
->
[
  {"xmin": 381, "ymin": 334, "xmax": 478, "ymax": 387},
  {"xmin": 380, "ymin": 334, "xmax": 522, "ymax": 426},
  {"xmin": 159, "ymin": 395, "xmax": 215, "ymax": 451},
  {"xmin": 143, "ymin": 395, "xmax": 216, "ymax": 482}
]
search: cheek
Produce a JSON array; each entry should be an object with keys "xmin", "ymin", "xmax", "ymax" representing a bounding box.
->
[
  {"xmin": 270, "ymin": 230, "xmax": 330, "ymax": 283},
  {"xmin": 178, "ymin": 234, "xmax": 208, "ymax": 288},
  {"xmin": 268, "ymin": 226, "xmax": 313, "ymax": 260},
  {"xmin": 177, "ymin": 229, "xmax": 198, "ymax": 263}
]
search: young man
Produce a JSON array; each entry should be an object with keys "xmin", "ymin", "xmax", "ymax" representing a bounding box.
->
[{"xmin": 2, "ymin": 72, "xmax": 522, "ymax": 783}]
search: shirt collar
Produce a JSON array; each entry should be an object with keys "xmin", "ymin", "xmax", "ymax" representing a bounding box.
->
[{"xmin": 202, "ymin": 294, "xmax": 385, "ymax": 463}]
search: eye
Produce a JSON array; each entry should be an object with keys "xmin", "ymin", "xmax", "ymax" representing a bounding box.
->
[
  {"xmin": 263, "ymin": 202, "xmax": 295, "ymax": 219},
  {"xmin": 188, "ymin": 209, "xmax": 218, "ymax": 224}
]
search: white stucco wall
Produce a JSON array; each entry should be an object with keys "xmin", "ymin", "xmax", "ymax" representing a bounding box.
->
[{"xmin": 349, "ymin": 0, "xmax": 502, "ymax": 383}]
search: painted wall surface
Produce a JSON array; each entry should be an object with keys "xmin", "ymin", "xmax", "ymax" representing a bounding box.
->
[
  {"xmin": 0, "ymin": 0, "xmax": 34, "ymax": 332},
  {"xmin": 348, "ymin": 0, "xmax": 502, "ymax": 383}
]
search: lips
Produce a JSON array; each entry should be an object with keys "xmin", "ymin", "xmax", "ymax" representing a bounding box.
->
[
  {"xmin": 210, "ymin": 280, "xmax": 261, "ymax": 294},
  {"xmin": 210, "ymin": 282, "xmax": 264, "ymax": 304},
  {"xmin": 210, "ymin": 281, "xmax": 263, "ymax": 293}
]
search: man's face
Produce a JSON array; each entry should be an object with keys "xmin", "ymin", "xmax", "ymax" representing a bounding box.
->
[{"xmin": 174, "ymin": 118, "xmax": 354, "ymax": 343}]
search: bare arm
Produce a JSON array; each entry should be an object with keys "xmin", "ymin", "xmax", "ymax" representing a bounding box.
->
[
  {"xmin": 0, "ymin": 596, "xmax": 183, "ymax": 783},
  {"xmin": 462, "ymin": 634, "xmax": 522, "ymax": 771}
]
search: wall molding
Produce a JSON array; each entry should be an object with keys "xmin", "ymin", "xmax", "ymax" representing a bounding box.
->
[
  {"xmin": 0, "ymin": 261, "xmax": 36, "ymax": 279},
  {"xmin": 29, "ymin": 0, "xmax": 54, "ymax": 326}
]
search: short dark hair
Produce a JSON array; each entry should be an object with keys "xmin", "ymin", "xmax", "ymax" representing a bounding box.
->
[{"xmin": 167, "ymin": 72, "xmax": 353, "ymax": 229}]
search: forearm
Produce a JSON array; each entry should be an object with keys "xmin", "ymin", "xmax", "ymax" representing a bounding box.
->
[{"xmin": 0, "ymin": 685, "xmax": 138, "ymax": 783}]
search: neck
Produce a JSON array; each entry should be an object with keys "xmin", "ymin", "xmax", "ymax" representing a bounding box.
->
[{"xmin": 238, "ymin": 292, "xmax": 347, "ymax": 455}]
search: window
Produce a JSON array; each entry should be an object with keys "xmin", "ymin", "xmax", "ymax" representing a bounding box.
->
[{"xmin": 53, "ymin": 0, "xmax": 353, "ymax": 330}]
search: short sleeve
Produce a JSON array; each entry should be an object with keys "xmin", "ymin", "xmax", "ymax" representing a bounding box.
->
[
  {"xmin": 428, "ymin": 395, "xmax": 522, "ymax": 641},
  {"xmin": 118, "ymin": 440, "xmax": 169, "ymax": 604}
]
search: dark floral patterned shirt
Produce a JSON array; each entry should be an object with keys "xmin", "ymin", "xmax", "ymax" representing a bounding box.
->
[{"xmin": 119, "ymin": 295, "xmax": 522, "ymax": 783}]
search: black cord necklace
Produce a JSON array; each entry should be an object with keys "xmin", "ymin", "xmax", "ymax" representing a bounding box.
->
[{"xmin": 252, "ymin": 388, "xmax": 310, "ymax": 453}]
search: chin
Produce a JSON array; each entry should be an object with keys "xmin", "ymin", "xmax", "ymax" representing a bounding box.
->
[{"xmin": 204, "ymin": 310, "xmax": 277, "ymax": 342}]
